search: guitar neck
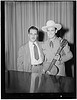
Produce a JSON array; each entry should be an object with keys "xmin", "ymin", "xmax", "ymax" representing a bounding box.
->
[
  {"xmin": 47, "ymin": 44, "xmax": 65, "ymax": 72},
  {"xmin": 47, "ymin": 59, "xmax": 57, "ymax": 71}
]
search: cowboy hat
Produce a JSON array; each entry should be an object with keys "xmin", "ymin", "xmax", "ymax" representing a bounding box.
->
[{"xmin": 42, "ymin": 20, "xmax": 62, "ymax": 32}]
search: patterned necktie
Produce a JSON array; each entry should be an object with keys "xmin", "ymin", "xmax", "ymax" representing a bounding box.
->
[
  {"xmin": 33, "ymin": 43, "xmax": 39, "ymax": 60},
  {"xmin": 49, "ymin": 41, "xmax": 53, "ymax": 48}
]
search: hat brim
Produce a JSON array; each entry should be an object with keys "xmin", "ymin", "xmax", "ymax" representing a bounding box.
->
[{"xmin": 42, "ymin": 24, "xmax": 62, "ymax": 32}]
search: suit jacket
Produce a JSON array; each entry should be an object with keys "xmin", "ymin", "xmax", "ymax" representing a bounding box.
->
[
  {"xmin": 17, "ymin": 41, "xmax": 44, "ymax": 72},
  {"xmin": 42, "ymin": 37, "xmax": 73, "ymax": 76}
]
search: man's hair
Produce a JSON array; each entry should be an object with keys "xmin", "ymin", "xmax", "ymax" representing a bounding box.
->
[{"xmin": 28, "ymin": 26, "xmax": 38, "ymax": 34}]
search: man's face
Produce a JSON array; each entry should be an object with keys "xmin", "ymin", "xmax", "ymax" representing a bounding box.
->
[
  {"xmin": 47, "ymin": 27, "xmax": 57, "ymax": 39},
  {"xmin": 28, "ymin": 29, "xmax": 38, "ymax": 42}
]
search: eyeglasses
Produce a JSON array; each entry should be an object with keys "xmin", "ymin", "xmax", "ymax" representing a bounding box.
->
[{"xmin": 29, "ymin": 33, "xmax": 37, "ymax": 36}]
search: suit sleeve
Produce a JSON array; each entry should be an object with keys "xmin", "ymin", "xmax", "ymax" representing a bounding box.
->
[
  {"xmin": 60, "ymin": 43, "xmax": 73, "ymax": 63},
  {"xmin": 17, "ymin": 46, "xmax": 24, "ymax": 71}
]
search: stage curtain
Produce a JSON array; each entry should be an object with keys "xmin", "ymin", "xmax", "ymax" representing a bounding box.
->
[{"xmin": 5, "ymin": 1, "xmax": 74, "ymax": 76}]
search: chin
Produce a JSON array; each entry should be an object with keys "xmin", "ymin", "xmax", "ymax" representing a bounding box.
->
[
  {"xmin": 49, "ymin": 37, "xmax": 54, "ymax": 39},
  {"xmin": 31, "ymin": 40, "xmax": 36, "ymax": 42},
  {"xmin": 50, "ymin": 35, "xmax": 55, "ymax": 39}
]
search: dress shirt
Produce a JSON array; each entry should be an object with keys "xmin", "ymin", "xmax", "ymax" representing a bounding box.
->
[{"xmin": 29, "ymin": 41, "xmax": 43, "ymax": 65}]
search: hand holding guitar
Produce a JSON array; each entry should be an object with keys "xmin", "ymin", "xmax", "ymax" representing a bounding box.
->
[
  {"xmin": 43, "ymin": 39, "xmax": 68, "ymax": 75},
  {"xmin": 54, "ymin": 54, "xmax": 60, "ymax": 60}
]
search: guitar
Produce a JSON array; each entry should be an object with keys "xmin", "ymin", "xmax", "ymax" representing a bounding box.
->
[{"xmin": 44, "ymin": 39, "xmax": 68, "ymax": 75}]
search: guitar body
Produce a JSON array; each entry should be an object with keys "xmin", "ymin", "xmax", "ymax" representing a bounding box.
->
[
  {"xmin": 50, "ymin": 65, "xmax": 58, "ymax": 75},
  {"xmin": 43, "ymin": 62, "xmax": 58, "ymax": 75}
]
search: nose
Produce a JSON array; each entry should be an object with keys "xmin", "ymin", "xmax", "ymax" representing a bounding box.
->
[
  {"xmin": 32, "ymin": 35, "xmax": 36, "ymax": 38},
  {"xmin": 48, "ymin": 32, "xmax": 51, "ymax": 35}
]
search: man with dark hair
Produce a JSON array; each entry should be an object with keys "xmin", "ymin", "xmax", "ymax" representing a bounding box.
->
[{"xmin": 17, "ymin": 26, "xmax": 44, "ymax": 93}]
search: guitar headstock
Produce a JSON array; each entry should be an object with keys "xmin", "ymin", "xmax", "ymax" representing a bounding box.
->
[{"xmin": 60, "ymin": 39, "xmax": 68, "ymax": 48}]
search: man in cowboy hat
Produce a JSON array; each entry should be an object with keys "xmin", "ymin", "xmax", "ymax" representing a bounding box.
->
[{"xmin": 42, "ymin": 20, "xmax": 73, "ymax": 76}]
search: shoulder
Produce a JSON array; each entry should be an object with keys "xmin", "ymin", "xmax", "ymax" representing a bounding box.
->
[
  {"xmin": 58, "ymin": 38, "xmax": 70, "ymax": 52},
  {"xmin": 37, "ymin": 41, "xmax": 47, "ymax": 49},
  {"xmin": 37, "ymin": 41, "xmax": 43, "ymax": 49},
  {"xmin": 41, "ymin": 40, "xmax": 49, "ymax": 49},
  {"xmin": 24, "ymin": 42, "xmax": 29, "ymax": 48},
  {"xmin": 58, "ymin": 37, "xmax": 69, "ymax": 47},
  {"xmin": 57, "ymin": 37, "xmax": 63, "ymax": 42},
  {"xmin": 42, "ymin": 40, "xmax": 48, "ymax": 45},
  {"xmin": 58, "ymin": 37, "xmax": 68, "ymax": 43},
  {"xmin": 18, "ymin": 42, "xmax": 29, "ymax": 52},
  {"xmin": 38, "ymin": 41, "xmax": 44, "ymax": 45}
]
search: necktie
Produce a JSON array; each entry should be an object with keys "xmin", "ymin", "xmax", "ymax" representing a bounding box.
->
[
  {"xmin": 49, "ymin": 41, "xmax": 53, "ymax": 48},
  {"xmin": 33, "ymin": 43, "xmax": 39, "ymax": 60}
]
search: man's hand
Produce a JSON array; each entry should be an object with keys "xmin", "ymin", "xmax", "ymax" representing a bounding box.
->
[
  {"xmin": 46, "ymin": 71, "xmax": 51, "ymax": 75},
  {"xmin": 54, "ymin": 54, "xmax": 61, "ymax": 61},
  {"xmin": 42, "ymin": 69, "xmax": 51, "ymax": 75}
]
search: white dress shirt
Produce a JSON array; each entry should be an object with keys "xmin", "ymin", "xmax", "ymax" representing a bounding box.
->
[{"xmin": 29, "ymin": 41, "xmax": 43, "ymax": 65}]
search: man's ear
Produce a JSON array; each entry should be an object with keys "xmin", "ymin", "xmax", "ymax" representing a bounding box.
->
[{"xmin": 55, "ymin": 30, "xmax": 57, "ymax": 33}]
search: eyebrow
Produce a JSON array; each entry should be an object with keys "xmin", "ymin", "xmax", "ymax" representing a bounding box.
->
[
  {"xmin": 30, "ymin": 32, "xmax": 37, "ymax": 34},
  {"xmin": 47, "ymin": 29, "xmax": 55, "ymax": 31}
]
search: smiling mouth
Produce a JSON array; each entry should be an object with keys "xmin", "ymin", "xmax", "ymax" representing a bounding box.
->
[
  {"xmin": 49, "ymin": 35, "xmax": 55, "ymax": 38},
  {"xmin": 32, "ymin": 37, "xmax": 35, "ymax": 40}
]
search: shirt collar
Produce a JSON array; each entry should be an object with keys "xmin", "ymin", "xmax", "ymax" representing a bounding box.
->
[
  {"xmin": 29, "ymin": 41, "xmax": 37, "ymax": 45},
  {"xmin": 48, "ymin": 36, "xmax": 57, "ymax": 43}
]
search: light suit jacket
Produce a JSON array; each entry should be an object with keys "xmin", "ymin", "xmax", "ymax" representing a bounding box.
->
[
  {"xmin": 17, "ymin": 41, "xmax": 44, "ymax": 72},
  {"xmin": 42, "ymin": 37, "xmax": 73, "ymax": 76}
]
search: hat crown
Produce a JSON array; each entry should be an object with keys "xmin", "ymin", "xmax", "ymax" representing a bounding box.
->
[
  {"xmin": 46, "ymin": 20, "xmax": 55, "ymax": 26},
  {"xmin": 42, "ymin": 20, "xmax": 62, "ymax": 32}
]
